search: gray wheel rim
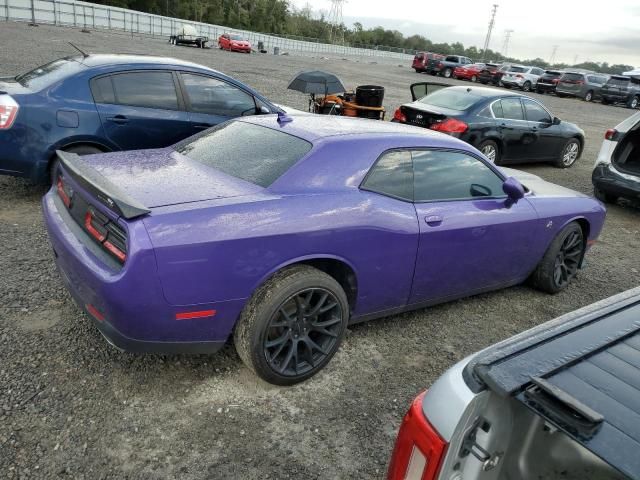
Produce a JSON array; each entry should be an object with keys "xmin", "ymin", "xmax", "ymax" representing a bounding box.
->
[
  {"xmin": 444, "ymin": 69, "xmax": 451, "ymax": 78},
  {"xmin": 632, "ymin": 98, "xmax": 639, "ymax": 109},
  {"xmin": 481, "ymin": 144, "xmax": 497, "ymax": 162},
  {"xmin": 563, "ymin": 141, "xmax": 579, "ymax": 166},
  {"xmin": 585, "ymin": 92, "xmax": 592, "ymax": 101}
]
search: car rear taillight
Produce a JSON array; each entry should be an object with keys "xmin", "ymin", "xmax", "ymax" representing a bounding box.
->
[
  {"xmin": 387, "ymin": 392, "xmax": 448, "ymax": 480},
  {"xmin": 552, "ymin": 78, "xmax": 560, "ymax": 84},
  {"xmin": 430, "ymin": 118, "xmax": 468, "ymax": 134},
  {"xmin": 393, "ymin": 108, "xmax": 407, "ymax": 123},
  {"xmin": 84, "ymin": 206, "xmax": 127, "ymax": 263},
  {"xmin": 605, "ymin": 129, "xmax": 618, "ymax": 141},
  {"xmin": 56, "ymin": 175, "xmax": 72, "ymax": 208},
  {"xmin": 0, "ymin": 95, "xmax": 19, "ymax": 129},
  {"xmin": 437, "ymin": 62, "xmax": 443, "ymax": 68},
  {"xmin": 515, "ymin": 74, "xmax": 524, "ymax": 79}
]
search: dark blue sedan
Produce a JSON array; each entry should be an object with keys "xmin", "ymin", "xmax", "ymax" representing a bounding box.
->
[{"xmin": 0, "ymin": 54, "xmax": 279, "ymax": 183}]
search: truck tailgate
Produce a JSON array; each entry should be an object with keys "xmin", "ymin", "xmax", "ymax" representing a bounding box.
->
[{"xmin": 466, "ymin": 287, "xmax": 640, "ymax": 480}]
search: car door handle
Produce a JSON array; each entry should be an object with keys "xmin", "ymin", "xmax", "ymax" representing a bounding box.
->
[
  {"xmin": 499, "ymin": 122, "xmax": 513, "ymax": 130},
  {"xmin": 193, "ymin": 123, "xmax": 213, "ymax": 130},
  {"xmin": 425, "ymin": 215, "xmax": 443, "ymax": 226},
  {"xmin": 106, "ymin": 115, "xmax": 129, "ymax": 124}
]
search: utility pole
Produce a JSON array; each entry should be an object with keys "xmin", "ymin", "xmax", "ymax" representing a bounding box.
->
[
  {"xmin": 573, "ymin": 54, "xmax": 579, "ymax": 66},
  {"xmin": 328, "ymin": 0, "xmax": 346, "ymax": 44},
  {"xmin": 501, "ymin": 29, "xmax": 513, "ymax": 58},
  {"xmin": 549, "ymin": 45, "xmax": 558, "ymax": 65},
  {"xmin": 481, "ymin": 4, "xmax": 499, "ymax": 61}
]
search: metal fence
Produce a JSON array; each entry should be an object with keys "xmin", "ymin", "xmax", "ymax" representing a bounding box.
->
[{"xmin": 1, "ymin": 0, "xmax": 415, "ymax": 61}]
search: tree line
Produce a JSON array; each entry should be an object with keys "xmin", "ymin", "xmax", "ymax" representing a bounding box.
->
[{"xmin": 93, "ymin": 0, "xmax": 634, "ymax": 74}]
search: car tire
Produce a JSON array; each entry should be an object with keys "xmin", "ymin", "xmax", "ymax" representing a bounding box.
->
[
  {"xmin": 478, "ymin": 140, "xmax": 500, "ymax": 164},
  {"xmin": 594, "ymin": 187, "xmax": 618, "ymax": 204},
  {"xmin": 627, "ymin": 96, "xmax": 639, "ymax": 109},
  {"xmin": 234, "ymin": 265, "xmax": 349, "ymax": 386},
  {"xmin": 529, "ymin": 222, "xmax": 584, "ymax": 294},
  {"xmin": 554, "ymin": 138, "xmax": 581, "ymax": 168},
  {"xmin": 601, "ymin": 98, "xmax": 610, "ymax": 105},
  {"xmin": 503, "ymin": 84, "xmax": 511, "ymax": 89},
  {"xmin": 480, "ymin": 81, "xmax": 488, "ymax": 85},
  {"xmin": 522, "ymin": 81, "xmax": 532, "ymax": 92},
  {"xmin": 556, "ymin": 92, "xmax": 566, "ymax": 98},
  {"xmin": 537, "ymin": 88, "xmax": 544, "ymax": 94},
  {"xmin": 584, "ymin": 90, "xmax": 594, "ymax": 102},
  {"xmin": 50, "ymin": 145, "xmax": 103, "ymax": 185},
  {"xmin": 443, "ymin": 68, "xmax": 452, "ymax": 78}
]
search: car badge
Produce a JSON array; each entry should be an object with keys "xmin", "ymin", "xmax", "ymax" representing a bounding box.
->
[{"xmin": 416, "ymin": 114, "xmax": 423, "ymax": 120}]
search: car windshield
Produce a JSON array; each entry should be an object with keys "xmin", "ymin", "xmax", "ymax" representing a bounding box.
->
[
  {"xmin": 229, "ymin": 34, "xmax": 244, "ymax": 41},
  {"xmin": 175, "ymin": 121, "xmax": 312, "ymax": 187},
  {"xmin": 15, "ymin": 57, "xmax": 84, "ymax": 90},
  {"xmin": 508, "ymin": 66, "xmax": 527, "ymax": 73},
  {"xmin": 418, "ymin": 88, "xmax": 483, "ymax": 111}
]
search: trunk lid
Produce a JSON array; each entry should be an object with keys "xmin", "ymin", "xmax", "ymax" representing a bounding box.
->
[
  {"xmin": 64, "ymin": 148, "xmax": 263, "ymax": 213},
  {"xmin": 466, "ymin": 287, "xmax": 640, "ymax": 480},
  {"xmin": 400, "ymin": 103, "xmax": 455, "ymax": 128}
]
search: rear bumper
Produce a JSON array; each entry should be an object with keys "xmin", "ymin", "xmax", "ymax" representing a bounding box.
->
[
  {"xmin": 42, "ymin": 190, "xmax": 241, "ymax": 353},
  {"xmin": 592, "ymin": 163, "xmax": 640, "ymax": 200},
  {"xmin": 536, "ymin": 83, "xmax": 556, "ymax": 92}
]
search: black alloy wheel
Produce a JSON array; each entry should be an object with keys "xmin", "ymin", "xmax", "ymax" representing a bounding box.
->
[
  {"xmin": 552, "ymin": 230, "xmax": 583, "ymax": 289},
  {"xmin": 234, "ymin": 265, "xmax": 349, "ymax": 385},
  {"xmin": 530, "ymin": 222, "xmax": 584, "ymax": 294},
  {"xmin": 263, "ymin": 288, "xmax": 342, "ymax": 377}
]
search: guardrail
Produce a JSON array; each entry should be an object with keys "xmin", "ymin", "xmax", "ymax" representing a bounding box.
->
[{"xmin": 0, "ymin": 0, "xmax": 415, "ymax": 61}]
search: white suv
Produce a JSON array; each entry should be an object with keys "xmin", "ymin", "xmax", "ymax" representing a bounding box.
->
[{"xmin": 501, "ymin": 65, "xmax": 545, "ymax": 92}]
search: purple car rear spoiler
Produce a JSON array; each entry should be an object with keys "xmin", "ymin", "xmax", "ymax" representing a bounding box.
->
[{"xmin": 55, "ymin": 150, "xmax": 151, "ymax": 220}]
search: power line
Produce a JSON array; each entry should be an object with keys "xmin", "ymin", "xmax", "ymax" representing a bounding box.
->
[
  {"xmin": 502, "ymin": 29, "xmax": 514, "ymax": 58},
  {"xmin": 481, "ymin": 4, "xmax": 499, "ymax": 61},
  {"xmin": 549, "ymin": 45, "xmax": 558, "ymax": 65}
]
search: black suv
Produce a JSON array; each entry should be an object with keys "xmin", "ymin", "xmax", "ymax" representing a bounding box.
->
[
  {"xmin": 601, "ymin": 75, "xmax": 640, "ymax": 109},
  {"xmin": 536, "ymin": 70, "xmax": 563, "ymax": 94}
]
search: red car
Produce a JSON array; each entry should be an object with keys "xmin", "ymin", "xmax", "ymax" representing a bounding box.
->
[
  {"xmin": 218, "ymin": 33, "xmax": 252, "ymax": 53},
  {"xmin": 452, "ymin": 63, "xmax": 485, "ymax": 82},
  {"xmin": 412, "ymin": 52, "xmax": 445, "ymax": 74}
]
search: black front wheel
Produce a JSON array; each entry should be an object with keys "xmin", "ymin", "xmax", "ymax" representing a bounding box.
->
[
  {"xmin": 530, "ymin": 222, "xmax": 584, "ymax": 293},
  {"xmin": 234, "ymin": 266, "xmax": 349, "ymax": 385},
  {"xmin": 554, "ymin": 138, "xmax": 580, "ymax": 168}
]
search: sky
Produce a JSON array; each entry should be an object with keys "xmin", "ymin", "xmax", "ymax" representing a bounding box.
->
[{"xmin": 289, "ymin": 0, "xmax": 639, "ymax": 67}]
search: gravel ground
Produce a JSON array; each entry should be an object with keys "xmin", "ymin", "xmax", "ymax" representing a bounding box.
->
[{"xmin": 1, "ymin": 22, "xmax": 639, "ymax": 480}]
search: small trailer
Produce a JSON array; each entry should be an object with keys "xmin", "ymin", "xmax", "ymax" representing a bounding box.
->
[{"xmin": 169, "ymin": 25, "xmax": 208, "ymax": 49}]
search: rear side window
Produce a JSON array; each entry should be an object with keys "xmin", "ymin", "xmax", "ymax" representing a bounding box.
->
[
  {"xmin": 445, "ymin": 56, "xmax": 459, "ymax": 62},
  {"xmin": 509, "ymin": 66, "xmax": 526, "ymax": 73},
  {"xmin": 490, "ymin": 101, "xmax": 503, "ymax": 118},
  {"xmin": 497, "ymin": 98, "xmax": 524, "ymax": 120},
  {"xmin": 362, "ymin": 150, "xmax": 413, "ymax": 201},
  {"xmin": 176, "ymin": 121, "xmax": 312, "ymax": 187},
  {"xmin": 607, "ymin": 77, "xmax": 630, "ymax": 86},
  {"xmin": 412, "ymin": 150, "xmax": 504, "ymax": 202},
  {"xmin": 92, "ymin": 71, "xmax": 179, "ymax": 110}
]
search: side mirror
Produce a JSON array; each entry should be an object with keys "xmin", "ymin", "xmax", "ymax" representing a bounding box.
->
[
  {"xmin": 552, "ymin": 116, "xmax": 561, "ymax": 125},
  {"xmin": 259, "ymin": 105, "xmax": 271, "ymax": 114},
  {"xmin": 502, "ymin": 177, "xmax": 525, "ymax": 205}
]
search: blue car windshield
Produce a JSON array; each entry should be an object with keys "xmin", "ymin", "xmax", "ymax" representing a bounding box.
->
[
  {"xmin": 418, "ymin": 88, "xmax": 483, "ymax": 111},
  {"xmin": 15, "ymin": 58, "xmax": 84, "ymax": 90},
  {"xmin": 176, "ymin": 121, "xmax": 312, "ymax": 187}
]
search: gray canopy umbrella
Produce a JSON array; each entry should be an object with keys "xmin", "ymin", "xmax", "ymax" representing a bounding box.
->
[{"xmin": 287, "ymin": 70, "xmax": 347, "ymax": 95}]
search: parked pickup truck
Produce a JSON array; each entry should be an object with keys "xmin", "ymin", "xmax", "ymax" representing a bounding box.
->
[
  {"xmin": 169, "ymin": 25, "xmax": 209, "ymax": 48},
  {"xmin": 432, "ymin": 55, "xmax": 474, "ymax": 78},
  {"xmin": 388, "ymin": 287, "xmax": 640, "ymax": 480}
]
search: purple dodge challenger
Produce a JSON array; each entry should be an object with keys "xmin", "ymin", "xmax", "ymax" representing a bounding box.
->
[{"xmin": 43, "ymin": 114, "xmax": 606, "ymax": 385}]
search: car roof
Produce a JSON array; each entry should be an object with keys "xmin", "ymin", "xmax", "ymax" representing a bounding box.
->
[
  {"xmin": 239, "ymin": 114, "xmax": 468, "ymax": 148},
  {"xmin": 443, "ymin": 85, "xmax": 523, "ymax": 98},
  {"xmin": 72, "ymin": 54, "xmax": 218, "ymax": 72}
]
